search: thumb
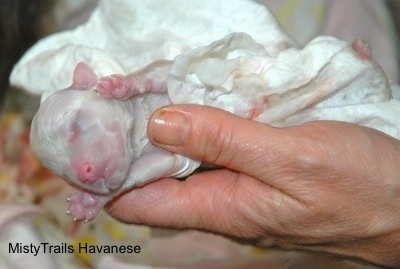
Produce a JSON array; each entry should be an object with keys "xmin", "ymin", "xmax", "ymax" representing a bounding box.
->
[
  {"xmin": 108, "ymin": 104, "xmax": 297, "ymax": 230},
  {"xmin": 147, "ymin": 104, "xmax": 286, "ymax": 178}
]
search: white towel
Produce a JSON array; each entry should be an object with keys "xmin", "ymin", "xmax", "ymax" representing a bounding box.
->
[{"xmin": 10, "ymin": 0, "xmax": 400, "ymax": 139}]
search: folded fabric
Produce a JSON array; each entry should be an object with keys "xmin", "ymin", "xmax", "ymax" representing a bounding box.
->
[
  {"xmin": 168, "ymin": 33, "xmax": 400, "ymax": 138},
  {"xmin": 10, "ymin": 0, "xmax": 295, "ymax": 97},
  {"xmin": 10, "ymin": 0, "xmax": 400, "ymax": 139}
]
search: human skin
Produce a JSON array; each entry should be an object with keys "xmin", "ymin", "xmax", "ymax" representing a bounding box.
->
[{"xmin": 108, "ymin": 104, "xmax": 400, "ymax": 268}]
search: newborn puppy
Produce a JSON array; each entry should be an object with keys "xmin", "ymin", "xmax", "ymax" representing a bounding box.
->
[
  {"xmin": 31, "ymin": 34, "xmax": 396, "ymax": 223},
  {"xmin": 30, "ymin": 61, "xmax": 200, "ymax": 222}
]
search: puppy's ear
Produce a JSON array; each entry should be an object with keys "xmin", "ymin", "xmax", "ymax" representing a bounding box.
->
[{"xmin": 72, "ymin": 62, "xmax": 98, "ymax": 90}]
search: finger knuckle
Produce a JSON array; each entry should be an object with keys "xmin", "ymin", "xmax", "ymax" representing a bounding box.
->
[{"xmin": 198, "ymin": 121, "xmax": 235, "ymax": 166}]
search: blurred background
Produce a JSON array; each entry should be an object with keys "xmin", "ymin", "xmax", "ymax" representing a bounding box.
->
[{"xmin": 0, "ymin": 1, "xmax": 398, "ymax": 268}]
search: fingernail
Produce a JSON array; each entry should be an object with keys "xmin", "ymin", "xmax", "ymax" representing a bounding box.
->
[{"xmin": 150, "ymin": 109, "xmax": 190, "ymax": 146}]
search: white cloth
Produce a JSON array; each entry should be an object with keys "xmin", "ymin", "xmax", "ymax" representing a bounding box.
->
[
  {"xmin": 10, "ymin": 0, "xmax": 400, "ymax": 140},
  {"xmin": 258, "ymin": 0, "xmax": 399, "ymax": 82}
]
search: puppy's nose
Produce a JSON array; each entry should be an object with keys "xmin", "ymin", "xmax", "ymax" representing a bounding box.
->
[{"xmin": 77, "ymin": 164, "xmax": 98, "ymax": 183}]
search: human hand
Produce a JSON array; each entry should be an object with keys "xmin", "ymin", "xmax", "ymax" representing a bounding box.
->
[{"xmin": 108, "ymin": 105, "xmax": 400, "ymax": 268}]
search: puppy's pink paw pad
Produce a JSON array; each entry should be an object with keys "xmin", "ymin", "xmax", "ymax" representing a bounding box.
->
[
  {"xmin": 67, "ymin": 190, "xmax": 108, "ymax": 222},
  {"xmin": 96, "ymin": 75, "xmax": 132, "ymax": 99}
]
